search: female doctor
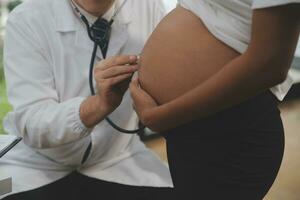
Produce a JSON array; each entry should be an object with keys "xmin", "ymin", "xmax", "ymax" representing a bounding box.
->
[
  {"xmin": 1, "ymin": 0, "xmax": 173, "ymax": 199},
  {"xmin": 131, "ymin": 0, "xmax": 300, "ymax": 199}
]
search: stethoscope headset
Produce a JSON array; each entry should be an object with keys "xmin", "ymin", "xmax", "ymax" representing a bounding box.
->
[{"xmin": 70, "ymin": 0, "xmax": 145, "ymax": 134}]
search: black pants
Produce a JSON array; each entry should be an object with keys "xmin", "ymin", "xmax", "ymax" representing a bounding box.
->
[
  {"xmin": 3, "ymin": 172, "xmax": 173, "ymax": 200},
  {"xmin": 162, "ymin": 91, "xmax": 285, "ymax": 200}
]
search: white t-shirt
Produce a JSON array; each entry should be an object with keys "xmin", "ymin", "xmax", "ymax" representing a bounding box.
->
[{"xmin": 178, "ymin": 0, "xmax": 300, "ymax": 100}]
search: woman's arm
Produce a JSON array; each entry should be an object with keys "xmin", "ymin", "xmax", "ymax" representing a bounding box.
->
[{"xmin": 130, "ymin": 4, "xmax": 300, "ymax": 132}]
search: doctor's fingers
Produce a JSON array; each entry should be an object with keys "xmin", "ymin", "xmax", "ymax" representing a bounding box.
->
[
  {"xmin": 95, "ymin": 55, "xmax": 138, "ymax": 70},
  {"xmin": 97, "ymin": 73, "xmax": 133, "ymax": 89},
  {"xmin": 94, "ymin": 65, "xmax": 138, "ymax": 80}
]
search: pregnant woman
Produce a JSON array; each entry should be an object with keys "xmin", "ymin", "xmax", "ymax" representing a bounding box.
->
[{"xmin": 130, "ymin": 0, "xmax": 300, "ymax": 199}]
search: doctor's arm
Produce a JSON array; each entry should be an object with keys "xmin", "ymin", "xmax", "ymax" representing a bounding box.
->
[
  {"xmin": 4, "ymin": 18, "xmax": 92, "ymax": 148},
  {"xmin": 4, "ymin": 16, "xmax": 137, "ymax": 148},
  {"xmin": 79, "ymin": 0, "xmax": 168, "ymax": 128},
  {"xmin": 130, "ymin": 3, "xmax": 300, "ymax": 132}
]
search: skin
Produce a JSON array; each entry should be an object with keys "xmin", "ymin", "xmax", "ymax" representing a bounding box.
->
[
  {"xmin": 74, "ymin": 0, "xmax": 139, "ymax": 128},
  {"xmin": 137, "ymin": 6, "xmax": 240, "ymax": 105},
  {"xmin": 130, "ymin": 4, "xmax": 300, "ymax": 133},
  {"xmin": 74, "ymin": 0, "xmax": 114, "ymax": 16}
]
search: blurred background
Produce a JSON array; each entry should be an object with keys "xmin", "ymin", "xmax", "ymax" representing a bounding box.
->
[{"xmin": 0, "ymin": 0, "xmax": 299, "ymax": 199}]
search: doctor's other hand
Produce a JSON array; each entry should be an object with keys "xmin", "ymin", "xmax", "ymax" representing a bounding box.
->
[
  {"xmin": 94, "ymin": 55, "xmax": 139, "ymax": 114},
  {"xmin": 130, "ymin": 77, "xmax": 159, "ymax": 131}
]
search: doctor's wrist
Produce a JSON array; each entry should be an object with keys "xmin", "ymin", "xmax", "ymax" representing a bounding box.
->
[{"xmin": 79, "ymin": 95, "xmax": 111, "ymax": 128}]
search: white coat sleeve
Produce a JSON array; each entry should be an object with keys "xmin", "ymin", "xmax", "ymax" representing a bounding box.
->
[{"xmin": 3, "ymin": 16, "xmax": 91, "ymax": 149}]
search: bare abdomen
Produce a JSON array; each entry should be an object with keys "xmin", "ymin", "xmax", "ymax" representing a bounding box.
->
[{"xmin": 138, "ymin": 6, "xmax": 240, "ymax": 105}]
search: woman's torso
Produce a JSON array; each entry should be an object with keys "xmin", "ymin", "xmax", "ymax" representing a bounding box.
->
[{"xmin": 138, "ymin": 6, "xmax": 240, "ymax": 104}]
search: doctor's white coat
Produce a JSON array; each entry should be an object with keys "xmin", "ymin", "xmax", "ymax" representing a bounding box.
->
[{"xmin": 0, "ymin": 0, "xmax": 173, "ymax": 197}]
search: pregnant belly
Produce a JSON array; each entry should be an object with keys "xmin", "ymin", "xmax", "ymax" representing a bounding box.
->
[{"xmin": 138, "ymin": 6, "xmax": 240, "ymax": 105}]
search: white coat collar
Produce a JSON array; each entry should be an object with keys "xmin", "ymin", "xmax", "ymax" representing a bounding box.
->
[
  {"xmin": 74, "ymin": 21, "xmax": 130, "ymax": 59},
  {"xmin": 54, "ymin": 0, "xmax": 132, "ymax": 32},
  {"xmin": 54, "ymin": 0, "xmax": 132, "ymax": 59}
]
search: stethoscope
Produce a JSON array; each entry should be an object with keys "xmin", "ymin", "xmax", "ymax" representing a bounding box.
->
[{"xmin": 70, "ymin": 0, "xmax": 145, "ymax": 134}]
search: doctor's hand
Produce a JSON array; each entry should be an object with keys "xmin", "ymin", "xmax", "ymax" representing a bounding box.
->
[
  {"xmin": 130, "ymin": 77, "xmax": 159, "ymax": 131},
  {"xmin": 80, "ymin": 55, "xmax": 138, "ymax": 128},
  {"xmin": 94, "ymin": 55, "xmax": 139, "ymax": 114}
]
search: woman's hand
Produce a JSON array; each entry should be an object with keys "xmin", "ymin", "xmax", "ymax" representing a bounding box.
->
[{"xmin": 130, "ymin": 77, "xmax": 159, "ymax": 130}]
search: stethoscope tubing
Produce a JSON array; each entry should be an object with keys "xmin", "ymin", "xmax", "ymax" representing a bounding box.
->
[
  {"xmin": 70, "ymin": 0, "xmax": 145, "ymax": 134},
  {"xmin": 89, "ymin": 42, "xmax": 145, "ymax": 134}
]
